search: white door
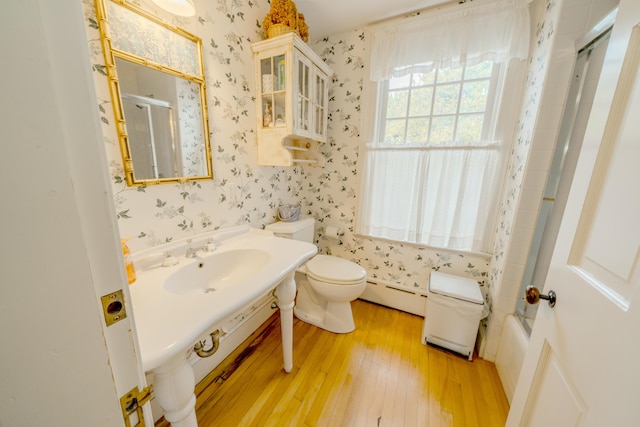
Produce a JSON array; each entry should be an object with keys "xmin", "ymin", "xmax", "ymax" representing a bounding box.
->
[
  {"xmin": 507, "ymin": 1, "xmax": 640, "ymax": 425},
  {"xmin": 49, "ymin": 0, "xmax": 154, "ymax": 424},
  {"xmin": 0, "ymin": 1, "xmax": 150, "ymax": 426}
]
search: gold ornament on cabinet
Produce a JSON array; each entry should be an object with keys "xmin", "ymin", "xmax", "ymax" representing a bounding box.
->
[{"xmin": 262, "ymin": 0, "xmax": 309, "ymax": 42}]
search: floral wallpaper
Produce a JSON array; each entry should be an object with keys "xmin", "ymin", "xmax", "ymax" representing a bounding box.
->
[{"xmin": 83, "ymin": 0, "xmax": 491, "ymax": 296}]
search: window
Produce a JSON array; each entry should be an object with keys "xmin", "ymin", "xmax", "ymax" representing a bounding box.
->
[
  {"xmin": 379, "ymin": 62, "xmax": 497, "ymax": 145},
  {"xmin": 359, "ymin": 0, "xmax": 529, "ymax": 253},
  {"xmin": 358, "ymin": 61, "xmax": 510, "ymax": 253}
]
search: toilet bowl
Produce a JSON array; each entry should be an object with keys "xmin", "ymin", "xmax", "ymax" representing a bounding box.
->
[
  {"xmin": 295, "ymin": 254, "xmax": 366, "ymax": 333},
  {"xmin": 265, "ymin": 218, "xmax": 366, "ymax": 333}
]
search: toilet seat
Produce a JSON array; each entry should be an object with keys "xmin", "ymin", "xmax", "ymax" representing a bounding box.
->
[{"xmin": 306, "ymin": 255, "xmax": 366, "ymax": 285}]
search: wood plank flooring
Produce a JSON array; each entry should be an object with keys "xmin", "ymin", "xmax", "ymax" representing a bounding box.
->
[{"xmin": 155, "ymin": 300, "xmax": 509, "ymax": 426}]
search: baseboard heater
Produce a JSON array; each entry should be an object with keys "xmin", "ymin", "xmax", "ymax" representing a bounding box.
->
[{"xmin": 359, "ymin": 279, "xmax": 427, "ymax": 316}]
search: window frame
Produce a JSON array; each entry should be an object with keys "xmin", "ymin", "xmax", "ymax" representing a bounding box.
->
[{"xmin": 374, "ymin": 62, "xmax": 503, "ymax": 147}]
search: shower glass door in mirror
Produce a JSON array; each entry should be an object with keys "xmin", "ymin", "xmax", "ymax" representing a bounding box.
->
[{"xmin": 95, "ymin": 0, "xmax": 213, "ymax": 186}]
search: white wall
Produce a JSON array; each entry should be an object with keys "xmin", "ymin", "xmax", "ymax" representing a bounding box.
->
[{"xmin": 495, "ymin": 315, "xmax": 529, "ymax": 402}]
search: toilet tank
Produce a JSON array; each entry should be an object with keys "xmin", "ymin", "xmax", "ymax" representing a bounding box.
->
[{"xmin": 265, "ymin": 217, "xmax": 315, "ymax": 243}]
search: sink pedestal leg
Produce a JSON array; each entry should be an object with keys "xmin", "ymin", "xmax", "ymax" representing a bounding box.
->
[
  {"xmin": 276, "ymin": 273, "xmax": 296, "ymax": 373},
  {"xmin": 152, "ymin": 354, "xmax": 197, "ymax": 427}
]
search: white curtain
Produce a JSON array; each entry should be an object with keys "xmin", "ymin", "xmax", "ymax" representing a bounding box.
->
[
  {"xmin": 369, "ymin": 0, "xmax": 531, "ymax": 81},
  {"xmin": 358, "ymin": 0, "xmax": 530, "ymax": 252},
  {"xmin": 359, "ymin": 143, "xmax": 502, "ymax": 252}
]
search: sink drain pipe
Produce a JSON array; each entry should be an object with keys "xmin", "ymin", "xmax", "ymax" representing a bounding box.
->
[{"xmin": 194, "ymin": 330, "xmax": 220, "ymax": 358}]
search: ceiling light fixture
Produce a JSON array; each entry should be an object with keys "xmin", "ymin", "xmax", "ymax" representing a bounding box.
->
[{"xmin": 151, "ymin": 0, "xmax": 196, "ymax": 17}]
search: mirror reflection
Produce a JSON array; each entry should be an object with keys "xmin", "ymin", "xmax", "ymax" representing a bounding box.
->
[
  {"xmin": 117, "ymin": 58, "xmax": 208, "ymax": 180},
  {"xmin": 97, "ymin": 0, "xmax": 212, "ymax": 186}
]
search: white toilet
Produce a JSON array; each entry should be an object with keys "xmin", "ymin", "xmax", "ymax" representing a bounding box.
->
[{"xmin": 266, "ymin": 218, "xmax": 366, "ymax": 333}]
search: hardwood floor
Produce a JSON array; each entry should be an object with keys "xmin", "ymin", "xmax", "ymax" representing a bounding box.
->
[{"xmin": 155, "ymin": 300, "xmax": 509, "ymax": 427}]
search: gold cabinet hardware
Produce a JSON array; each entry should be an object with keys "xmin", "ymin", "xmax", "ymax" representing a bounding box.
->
[{"xmin": 120, "ymin": 385, "xmax": 153, "ymax": 427}]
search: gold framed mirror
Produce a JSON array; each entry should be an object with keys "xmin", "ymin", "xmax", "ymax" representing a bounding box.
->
[{"xmin": 95, "ymin": 0, "xmax": 213, "ymax": 186}]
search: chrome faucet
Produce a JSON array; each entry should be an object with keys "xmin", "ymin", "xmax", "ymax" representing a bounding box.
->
[
  {"xmin": 185, "ymin": 238, "xmax": 216, "ymax": 258},
  {"xmin": 185, "ymin": 239, "xmax": 206, "ymax": 258}
]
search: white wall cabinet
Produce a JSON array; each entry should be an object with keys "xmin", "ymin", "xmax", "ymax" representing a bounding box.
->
[{"xmin": 251, "ymin": 33, "xmax": 332, "ymax": 166}]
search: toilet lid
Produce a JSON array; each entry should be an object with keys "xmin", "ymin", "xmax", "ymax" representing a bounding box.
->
[{"xmin": 306, "ymin": 255, "xmax": 366, "ymax": 284}]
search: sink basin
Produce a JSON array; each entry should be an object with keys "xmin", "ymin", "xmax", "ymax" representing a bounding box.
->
[
  {"xmin": 164, "ymin": 249, "xmax": 271, "ymax": 295},
  {"xmin": 131, "ymin": 226, "xmax": 318, "ymax": 371}
]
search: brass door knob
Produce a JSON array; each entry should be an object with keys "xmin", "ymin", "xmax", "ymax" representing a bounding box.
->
[{"xmin": 525, "ymin": 286, "xmax": 557, "ymax": 308}]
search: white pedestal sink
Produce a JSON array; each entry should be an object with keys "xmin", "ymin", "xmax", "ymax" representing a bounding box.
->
[{"xmin": 130, "ymin": 226, "xmax": 316, "ymax": 426}]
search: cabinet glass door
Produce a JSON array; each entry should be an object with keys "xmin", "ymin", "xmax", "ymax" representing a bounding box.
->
[
  {"xmin": 314, "ymin": 73, "xmax": 327, "ymax": 138},
  {"xmin": 260, "ymin": 54, "xmax": 286, "ymax": 128},
  {"xmin": 295, "ymin": 54, "xmax": 311, "ymax": 133}
]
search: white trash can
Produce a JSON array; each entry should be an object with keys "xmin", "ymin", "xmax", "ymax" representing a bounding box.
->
[{"xmin": 422, "ymin": 271, "xmax": 489, "ymax": 360}]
